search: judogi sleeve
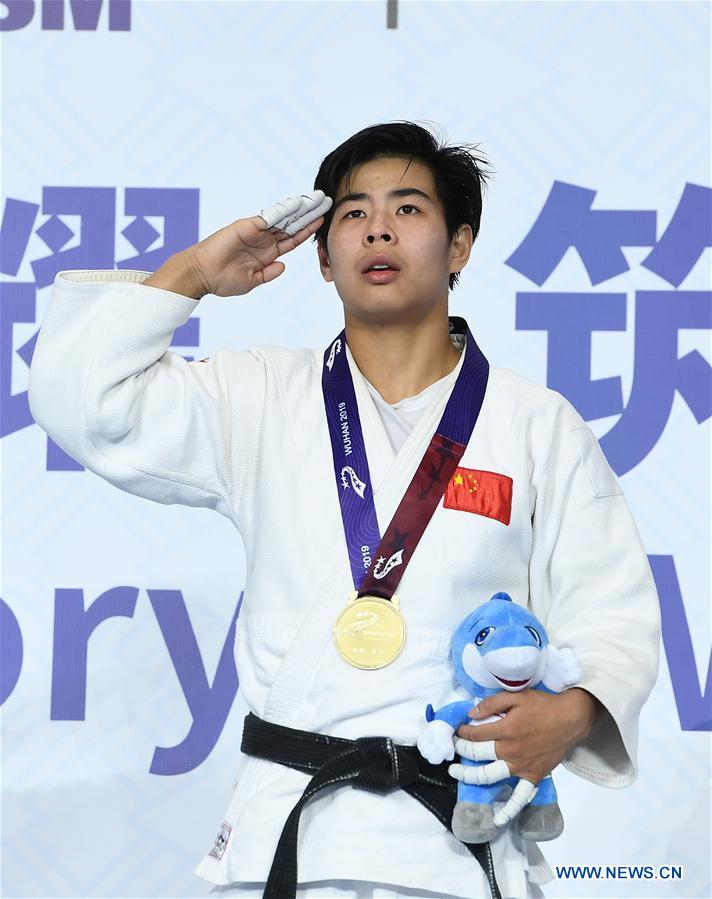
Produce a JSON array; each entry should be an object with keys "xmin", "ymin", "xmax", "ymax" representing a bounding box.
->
[
  {"xmin": 526, "ymin": 391, "xmax": 661, "ymax": 787},
  {"xmin": 28, "ymin": 270, "xmax": 266, "ymax": 523}
]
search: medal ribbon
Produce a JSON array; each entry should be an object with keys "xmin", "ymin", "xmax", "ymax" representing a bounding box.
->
[{"xmin": 322, "ymin": 317, "xmax": 489, "ymax": 601}]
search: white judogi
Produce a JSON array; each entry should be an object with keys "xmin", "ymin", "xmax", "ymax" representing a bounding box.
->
[
  {"xmin": 28, "ymin": 271, "xmax": 661, "ymax": 899},
  {"xmin": 364, "ymin": 363, "xmax": 462, "ymax": 453}
]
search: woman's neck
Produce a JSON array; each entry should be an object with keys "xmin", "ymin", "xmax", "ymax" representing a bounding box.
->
[{"xmin": 344, "ymin": 312, "xmax": 461, "ymax": 404}]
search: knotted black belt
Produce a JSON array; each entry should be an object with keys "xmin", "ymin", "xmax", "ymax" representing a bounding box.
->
[{"xmin": 241, "ymin": 712, "xmax": 502, "ymax": 899}]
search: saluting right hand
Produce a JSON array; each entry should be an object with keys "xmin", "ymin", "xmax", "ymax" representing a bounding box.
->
[{"xmin": 149, "ymin": 190, "xmax": 332, "ymax": 299}]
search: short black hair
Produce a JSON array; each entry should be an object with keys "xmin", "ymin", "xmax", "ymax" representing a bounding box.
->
[{"xmin": 312, "ymin": 120, "xmax": 492, "ymax": 291}]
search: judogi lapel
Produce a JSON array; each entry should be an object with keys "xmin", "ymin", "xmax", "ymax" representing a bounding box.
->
[{"xmin": 263, "ymin": 340, "xmax": 470, "ymax": 725}]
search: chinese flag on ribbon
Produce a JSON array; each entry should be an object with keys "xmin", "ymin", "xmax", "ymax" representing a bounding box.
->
[{"xmin": 443, "ymin": 467, "xmax": 513, "ymax": 526}]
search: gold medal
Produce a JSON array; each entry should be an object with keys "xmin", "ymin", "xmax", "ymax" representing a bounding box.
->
[{"xmin": 334, "ymin": 591, "xmax": 406, "ymax": 669}]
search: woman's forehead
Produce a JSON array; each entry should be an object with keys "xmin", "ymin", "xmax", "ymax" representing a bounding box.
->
[{"xmin": 336, "ymin": 155, "xmax": 437, "ymax": 197}]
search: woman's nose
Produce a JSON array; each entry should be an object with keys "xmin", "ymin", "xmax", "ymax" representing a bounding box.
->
[{"xmin": 365, "ymin": 212, "xmax": 395, "ymax": 243}]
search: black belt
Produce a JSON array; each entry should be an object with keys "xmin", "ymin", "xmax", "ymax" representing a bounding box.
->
[{"xmin": 240, "ymin": 712, "xmax": 502, "ymax": 899}]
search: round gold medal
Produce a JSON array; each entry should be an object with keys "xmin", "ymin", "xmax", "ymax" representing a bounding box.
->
[{"xmin": 334, "ymin": 592, "xmax": 406, "ymax": 669}]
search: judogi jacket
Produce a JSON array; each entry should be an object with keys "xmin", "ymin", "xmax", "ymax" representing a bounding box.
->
[{"xmin": 28, "ymin": 271, "xmax": 661, "ymax": 899}]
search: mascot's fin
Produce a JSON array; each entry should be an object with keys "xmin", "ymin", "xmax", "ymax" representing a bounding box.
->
[
  {"xmin": 425, "ymin": 704, "xmax": 435, "ymax": 722},
  {"xmin": 490, "ymin": 591, "xmax": 513, "ymax": 603}
]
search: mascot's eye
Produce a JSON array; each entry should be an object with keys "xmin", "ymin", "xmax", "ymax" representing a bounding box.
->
[
  {"xmin": 474, "ymin": 626, "xmax": 495, "ymax": 645},
  {"xmin": 526, "ymin": 626, "xmax": 542, "ymax": 646}
]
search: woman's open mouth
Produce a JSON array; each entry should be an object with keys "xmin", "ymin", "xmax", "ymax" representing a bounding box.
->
[{"xmin": 363, "ymin": 268, "xmax": 400, "ymax": 284}]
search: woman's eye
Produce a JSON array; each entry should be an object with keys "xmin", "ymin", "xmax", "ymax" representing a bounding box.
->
[{"xmin": 344, "ymin": 203, "xmax": 420, "ymax": 219}]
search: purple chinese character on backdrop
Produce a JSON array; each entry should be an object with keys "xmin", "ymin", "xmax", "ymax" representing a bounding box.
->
[
  {"xmin": 641, "ymin": 183, "xmax": 712, "ymax": 287},
  {"xmin": 118, "ymin": 187, "xmax": 199, "ymax": 271},
  {"xmin": 506, "ymin": 181, "xmax": 657, "ymax": 286},
  {"xmin": 509, "ymin": 181, "xmax": 712, "ymax": 476},
  {"xmin": 0, "ymin": 198, "xmax": 38, "ymax": 276},
  {"xmin": 32, "ymin": 186, "xmax": 116, "ymax": 287},
  {"xmin": 0, "ymin": 187, "xmax": 201, "ymax": 468},
  {"xmin": 0, "ymin": 281, "xmax": 40, "ymax": 442}
]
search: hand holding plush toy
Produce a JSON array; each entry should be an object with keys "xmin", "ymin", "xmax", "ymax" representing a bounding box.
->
[{"xmin": 417, "ymin": 592, "xmax": 582, "ymax": 843}]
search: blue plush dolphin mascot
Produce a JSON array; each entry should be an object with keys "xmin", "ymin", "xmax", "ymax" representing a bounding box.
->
[{"xmin": 417, "ymin": 592, "xmax": 581, "ymax": 843}]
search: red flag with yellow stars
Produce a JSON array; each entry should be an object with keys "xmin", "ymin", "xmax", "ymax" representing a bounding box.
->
[{"xmin": 443, "ymin": 467, "xmax": 513, "ymax": 526}]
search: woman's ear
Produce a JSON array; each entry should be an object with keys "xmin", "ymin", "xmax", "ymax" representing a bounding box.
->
[
  {"xmin": 450, "ymin": 223, "xmax": 473, "ymax": 274},
  {"xmin": 317, "ymin": 241, "xmax": 333, "ymax": 283}
]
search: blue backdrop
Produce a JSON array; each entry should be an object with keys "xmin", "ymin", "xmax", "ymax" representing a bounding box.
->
[{"xmin": 1, "ymin": 1, "xmax": 710, "ymax": 896}]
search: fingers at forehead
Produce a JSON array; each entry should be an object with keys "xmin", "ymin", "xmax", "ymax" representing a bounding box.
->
[
  {"xmin": 453, "ymin": 738, "xmax": 498, "ymax": 762},
  {"xmin": 281, "ymin": 194, "xmax": 333, "ymax": 236},
  {"xmin": 492, "ymin": 780, "xmax": 537, "ymax": 827},
  {"xmin": 259, "ymin": 190, "xmax": 329, "ymax": 232},
  {"xmin": 258, "ymin": 195, "xmax": 303, "ymax": 230}
]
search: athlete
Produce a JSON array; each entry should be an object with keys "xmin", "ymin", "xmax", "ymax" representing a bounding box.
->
[{"xmin": 29, "ymin": 121, "xmax": 660, "ymax": 899}]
